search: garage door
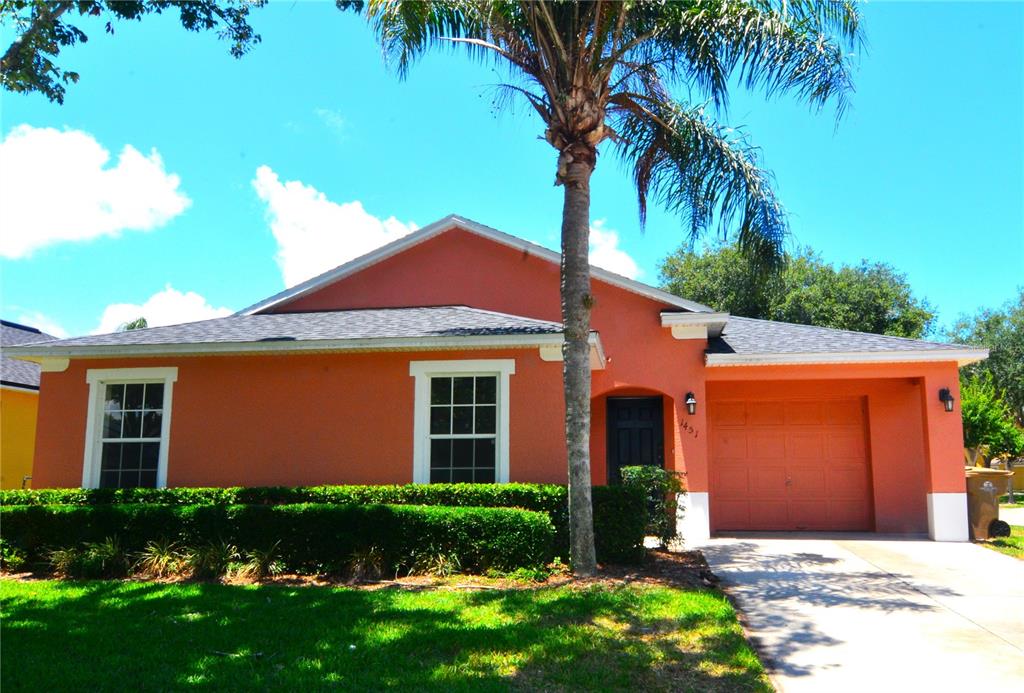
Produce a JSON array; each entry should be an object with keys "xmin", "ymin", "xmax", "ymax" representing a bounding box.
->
[{"xmin": 710, "ymin": 398, "xmax": 872, "ymax": 531}]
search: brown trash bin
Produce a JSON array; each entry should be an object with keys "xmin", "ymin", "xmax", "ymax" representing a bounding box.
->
[{"xmin": 964, "ymin": 467, "xmax": 1014, "ymax": 540}]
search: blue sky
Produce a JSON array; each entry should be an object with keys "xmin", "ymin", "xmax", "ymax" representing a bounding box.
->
[{"xmin": 1, "ymin": 1, "xmax": 1021, "ymax": 338}]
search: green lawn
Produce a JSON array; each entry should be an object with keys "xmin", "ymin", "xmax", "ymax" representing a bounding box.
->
[
  {"xmin": 981, "ymin": 525, "xmax": 1024, "ymax": 560},
  {"xmin": 0, "ymin": 578, "xmax": 769, "ymax": 691}
]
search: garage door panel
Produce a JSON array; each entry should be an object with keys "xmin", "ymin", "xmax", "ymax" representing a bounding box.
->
[
  {"xmin": 712, "ymin": 402, "xmax": 747, "ymax": 426},
  {"xmin": 829, "ymin": 466, "xmax": 871, "ymax": 498},
  {"xmin": 787, "ymin": 432, "xmax": 825, "ymax": 459},
  {"xmin": 826, "ymin": 399, "xmax": 863, "ymax": 425},
  {"xmin": 750, "ymin": 432, "xmax": 786, "ymax": 458},
  {"xmin": 786, "ymin": 401, "xmax": 824, "ymax": 425},
  {"xmin": 790, "ymin": 501, "xmax": 829, "ymax": 529},
  {"xmin": 748, "ymin": 402, "xmax": 785, "ymax": 426},
  {"xmin": 713, "ymin": 501, "xmax": 751, "ymax": 529},
  {"xmin": 750, "ymin": 466, "xmax": 788, "ymax": 498},
  {"xmin": 713, "ymin": 431, "xmax": 747, "ymax": 460},
  {"xmin": 748, "ymin": 501, "xmax": 789, "ymax": 528},
  {"xmin": 710, "ymin": 396, "xmax": 871, "ymax": 532},
  {"xmin": 788, "ymin": 466, "xmax": 827, "ymax": 497},
  {"xmin": 715, "ymin": 465, "xmax": 749, "ymax": 497}
]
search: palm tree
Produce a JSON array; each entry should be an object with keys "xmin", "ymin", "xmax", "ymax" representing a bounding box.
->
[{"xmin": 367, "ymin": 0, "xmax": 862, "ymax": 575}]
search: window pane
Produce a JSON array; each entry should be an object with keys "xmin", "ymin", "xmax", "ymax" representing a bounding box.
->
[
  {"xmin": 139, "ymin": 470, "xmax": 158, "ymax": 488},
  {"xmin": 453, "ymin": 377, "xmax": 474, "ymax": 404},
  {"xmin": 475, "ymin": 468, "xmax": 495, "ymax": 483},
  {"xmin": 475, "ymin": 406, "xmax": 496, "ymax": 434},
  {"xmin": 430, "ymin": 377, "xmax": 451, "ymax": 405},
  {"xmin": 120, "ymin": 443, "xmax": 142, "ymax": 471},
  {"xmin": 430, "ymin": 469, "xmax": 451, "ymax": 484},
  {"xmin": 99, "ymin": 470, "xmax": 120, "ymax": 489},
  {"xmin": 451, "ymin": 468, "xmax": 473, "ymax": 483},
  {"xmin": 142, "ymin": 411, "xmax": 162, "ymax": 438},
  {"xmin": 141, "ymin": 443, "xmax": 160, "ymax": 470},
  {"xmin": 430, "ymin": 439, "xmax": 451, "ymax": 469},
  {"xmin": 429, "ymin": 406, "xmax": 451, "ymax": 435},
  {"xmin": 452, "ymin": 406, "xmax": 473, "ymax": 434},
  {"xmin": 103, "ymin": 412, "xmax": 123, "ymax": 438},
  {"xmin": 474, "ymin": 439, "xmax": 496, "ymax": 469},
  {"xmin": 452, "ymin": 439, "xmax": 473, "ymax": 468},
  {"xmin": 120, "ymin": 471, "xmax": 140, "ymax": 489},
  {"xmin": 104, "ymin": 384, "xmax": 125, "ymax": 411},
  {"xmin": 475, "ymin": 377, "xmax": 496, "ymax": 404},
  {"xmin": 122, "ymin": 411, "xmax": 142, "ymax": 438},
  {"xmin": 100, "ymin": 443, "xmax": 122, "ymax": 472},
  {"xmin": 124, "ymin": 384, "xmax": 145, "ymax": 410},
  {"xmin": 143, "ymin": 383, "xmax": 164, "ymax": 410}
]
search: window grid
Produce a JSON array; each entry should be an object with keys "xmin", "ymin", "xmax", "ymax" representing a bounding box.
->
[
  {"xmin": 428, "ymin": 375, "xmax": 498, "ymax": 483},
  {"xmin": 98, "ymin": 382, "xmax": 164, "ymax": 489}
]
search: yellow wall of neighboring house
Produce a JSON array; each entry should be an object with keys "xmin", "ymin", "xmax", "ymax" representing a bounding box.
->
[{"xmin": 1, "ymin": 386, "xmax": 39, "ymax": 489}]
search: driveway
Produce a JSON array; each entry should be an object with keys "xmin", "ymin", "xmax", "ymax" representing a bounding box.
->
[{"xmin": 701, "ymin": 535, "xmax": 1024, "ymax": 692}]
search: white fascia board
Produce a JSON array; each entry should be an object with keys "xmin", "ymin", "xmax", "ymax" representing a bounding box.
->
[
  {"xmin": 0, "ymin": 382, "xmax": 40, "ymax": 393},
  {"xmin": 239, "ymin": 214, "xmax": 715, "ymax": 315},
  {"xmin": 705, "ymin": 348, "xmax": 989, "ymax": 367},
  {"xmin": 661, "ymin": 311, "xmax": 730, "ymax": 338},
  {"xmin": 6, "ymin": 332, "xmax": 608, "ymax": 368}
]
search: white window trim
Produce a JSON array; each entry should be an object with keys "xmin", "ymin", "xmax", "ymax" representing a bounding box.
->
[
  {"xmin": 83, "ymin": 367, "xmax": 178, "ymax": 489},
  {"xmin": 409, "ymin": 359, "xmax": 515, "ymax": 484}
]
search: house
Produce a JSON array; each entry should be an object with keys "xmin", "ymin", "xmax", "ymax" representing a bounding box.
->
[
  {"xmin": 7, "ymin": 215, "xmax": 987, "ymax": 542},
  {"xmin": 1, "ymin": 320, "xmax": 57, "ymax": 489}
]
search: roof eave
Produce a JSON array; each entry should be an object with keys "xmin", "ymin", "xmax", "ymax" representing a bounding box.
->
[
  {"xmin": 6, "ymin": 332, "xmax": 608, "ymax": 369},
  {"xmin": 239, "ymin": 215, "xmax": 714, "ymax": 315},
  {"xmin": 705, "ymin": 348, "xmax": 989, "ymax": 367}
]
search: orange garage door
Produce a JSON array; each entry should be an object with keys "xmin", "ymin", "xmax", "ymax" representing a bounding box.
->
[{"xmin": 710, "ymin": 398, "xmax": 873, "ymax": 531}]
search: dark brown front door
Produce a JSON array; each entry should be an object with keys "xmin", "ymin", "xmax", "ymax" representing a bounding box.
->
[{"xmin": 607, "ymin": 397, "xmax": 664, "ymax": 483}]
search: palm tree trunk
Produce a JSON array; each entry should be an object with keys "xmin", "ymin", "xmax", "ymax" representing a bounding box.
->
[{"xmin": 560, "ymin": 153, "xmax": 598, "ymax": 576}]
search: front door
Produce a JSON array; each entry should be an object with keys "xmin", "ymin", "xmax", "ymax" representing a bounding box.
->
[{"xmin": 607, "ymin": 397, "xmax": 664, "ymax": 483}]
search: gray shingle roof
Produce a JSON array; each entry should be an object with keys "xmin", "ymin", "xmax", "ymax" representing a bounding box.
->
[
  {"xmin": 708, "ymin": 316, "xmax": 976, "ymax": 357},
  {"xmin": 1, "ymin": 320, "xmax": 58, "ymax": 388},
  {"xmin": 6, "ymin": 307, "xmax": 564, "ymax": 357}
]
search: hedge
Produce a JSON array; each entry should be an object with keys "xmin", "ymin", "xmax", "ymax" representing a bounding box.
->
[
  {"xmin": 0, "ymin": 484, "xmax": 646, "ymax": 563},
  {"xmin": 0, "ymin": 503, "xmax": 555, "ymax": 573}
]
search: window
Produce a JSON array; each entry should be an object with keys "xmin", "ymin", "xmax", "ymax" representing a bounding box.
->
[
  {"xmin": 83, "ymin": 368, "xmax": 177, "ymax": 489},
  {"xmin": 410, "ymin": 360, "xmax": 514, "ymax": 484}
]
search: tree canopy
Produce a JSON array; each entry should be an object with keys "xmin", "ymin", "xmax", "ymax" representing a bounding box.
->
[
  {"xmin": 659, "ymin": 243, "xmax": 935, "ymax": 338},
  {"xmin": 0, "ymin": 0, "xmax": 269, "ymax": 103},
  {"xmin": 960, "ymin": 373, "xmax": 1024, "ymax": 457},
  {"xmin": 949, "ymin": 288, "xmax": 1024, "ymax": 424}
]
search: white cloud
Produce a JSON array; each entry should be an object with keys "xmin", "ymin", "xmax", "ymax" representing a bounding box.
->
[
  {"xmin": 252, "ymin": 165, "xmax": 418, "ymax": 287},
  {"xmin": 313, "ymin": 108, "xmax": 346, "ymax": 140},
  {"xmin": 0, "ymin": 125, "xmax": 190, "ymax": 259},
  {"xmin": 92, "ymin": 285, "xmax": 232, "ymax": 335},
  {"xmin": 12, "ymin": 310, "xmax": 69, "ymax": 339},
  {"xmin": 589, "ymin": 220, "xmax": 641, "ymax": 279}
]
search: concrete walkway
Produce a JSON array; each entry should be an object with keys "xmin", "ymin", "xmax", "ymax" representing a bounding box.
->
[{"xmin": 702, "ymin": 535, "xmax": 1024, "ymax": 692}]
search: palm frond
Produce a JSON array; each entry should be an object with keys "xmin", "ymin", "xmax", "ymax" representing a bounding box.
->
[{"xmin": 611, "ymin": 94, "xmax": 787, "ymax": 270}]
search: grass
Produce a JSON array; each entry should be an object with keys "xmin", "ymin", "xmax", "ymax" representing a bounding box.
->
[
  {"xmin": 980, "ymin": 525, "xmax": 1024, "ymax": 560},
  {"xmin": 0, "ymin": 578, "xmax": 769, "ymax": 692}
]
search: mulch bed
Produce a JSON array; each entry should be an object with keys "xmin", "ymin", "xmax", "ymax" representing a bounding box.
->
[{"xmin": 1, "ymin": 548, "xmax": 719, "ymax": 591}]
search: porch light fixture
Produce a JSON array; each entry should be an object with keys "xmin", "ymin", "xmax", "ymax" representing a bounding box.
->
[
  {"xmin": 939, "ymin": 388, "xmax": 955, "ymax": 413},
  {"xmin": 684, "ymin": 392, "xmax": 697, "ymax": 415}
]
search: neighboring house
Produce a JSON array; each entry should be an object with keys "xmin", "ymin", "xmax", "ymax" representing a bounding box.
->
[
  {"xmin": 7, "ymin": 216, "xmax": 987, "ymax": 542},
  {"xmin": 1, "ymin": 320, "xmax": 57, "ymax": 489}
]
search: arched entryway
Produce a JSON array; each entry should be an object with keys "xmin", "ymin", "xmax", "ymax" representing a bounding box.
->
[{"xmin": 591, "ymin": 387, "xmax": 677, "ymax": 485}]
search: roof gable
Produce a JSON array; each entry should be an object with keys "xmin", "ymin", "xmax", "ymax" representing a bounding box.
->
[{"xmin": 240, "ymin": 215, "xmax": 713, "ymax": 315}]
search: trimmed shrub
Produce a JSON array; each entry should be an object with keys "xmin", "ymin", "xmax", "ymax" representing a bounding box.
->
[
  {"xmin": 0, "ymin": 483, "xmax": 645, "ymax": 564},
  {"xmin": 1, "ymin": 502, "xmax": 555, "ymax": 574}
]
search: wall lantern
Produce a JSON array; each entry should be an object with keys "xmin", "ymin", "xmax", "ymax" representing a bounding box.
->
[
  {"xmin": 684, "ymin": 392, "xmax": 697, "ymax": 415},
  {"xmin": 938, "ymin": 388, "xmax": 955, "ymax": 413}
]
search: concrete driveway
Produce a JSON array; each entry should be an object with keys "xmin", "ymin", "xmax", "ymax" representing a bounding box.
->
[{"xmin": 701, "ymin": 535, "xmax": 1024, "ymax": 692}]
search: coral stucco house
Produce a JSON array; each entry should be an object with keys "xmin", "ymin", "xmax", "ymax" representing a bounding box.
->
[{"xmin": 8, "ymin": 216, "xmax": 987, "ymax": 542}]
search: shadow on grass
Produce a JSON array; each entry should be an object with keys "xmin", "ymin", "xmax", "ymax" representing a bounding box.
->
[{"xmin": 1, "ymin": 579, "xmax": 769, "ymax": 692}]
